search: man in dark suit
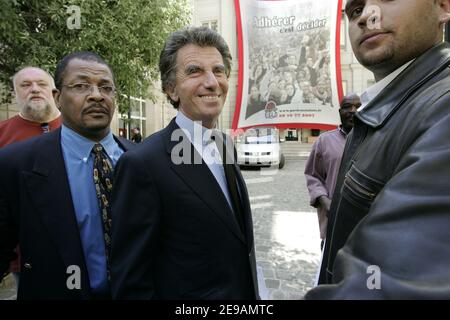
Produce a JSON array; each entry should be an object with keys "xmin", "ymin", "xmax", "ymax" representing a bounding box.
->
[
  {"xmin": 110, "ymin": 26, "xmax": 259, "ymax": 300},
  {"xmin": 0, "ymin": 51, "xmax": 133, "ymax": 299},
  {"xmin": 0, "ymin": 66, "xmax": 62, "ymax": 292}
]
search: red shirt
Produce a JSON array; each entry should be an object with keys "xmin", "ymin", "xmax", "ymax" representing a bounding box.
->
[
  {"xmin": 0, "ymin": 114, "xmax": 62, "ymax": 272},
  {"xmin": 0, "ymin": 115, "xmax": 62, "ymax": 147}
]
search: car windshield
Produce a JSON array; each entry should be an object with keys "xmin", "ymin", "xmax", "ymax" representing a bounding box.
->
[{"xmin": 244, "ymin": 128, "xmax": 278, "ymax": 144}]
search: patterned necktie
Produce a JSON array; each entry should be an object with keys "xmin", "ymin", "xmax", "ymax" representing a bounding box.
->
[{"xmin": 92, "ymin": 143, "xmax": 114, "ymax": 279}]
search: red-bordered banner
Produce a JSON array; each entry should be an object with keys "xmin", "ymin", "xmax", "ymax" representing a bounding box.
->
[{"xmin": 232, "ymin": 0, "xmax": 343, "ymax": 130}]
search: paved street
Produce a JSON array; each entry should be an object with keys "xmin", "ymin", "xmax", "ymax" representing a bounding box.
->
[
  {"xmin": 242, "ymin": 158, "xmax": 321, "ymax": 300},
  {"xmin": 0, "ymin": 274, "xmax": 16, "ymax": 300},
  {"xmin": 0, "ymin": 148, "xmax": 320, "ymax": 300}
]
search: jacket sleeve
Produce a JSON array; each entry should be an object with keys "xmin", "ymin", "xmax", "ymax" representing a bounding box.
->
[
  {"xmin": 110, "ymin": 150, "xmax": 162, "ymax": 299},
  {"xmin": 0, "ymin": 168, "xmax": 18, "ymax": 282},
  {"xmin": 306, "ymin": 95, "xmax": 450, "ymax": 299},
  {"xmin": 304, "ymin": 137, "xmax": 329, "ymax": 207}
]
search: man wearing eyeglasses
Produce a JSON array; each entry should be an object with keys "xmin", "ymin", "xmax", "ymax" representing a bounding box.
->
[{"xmin": 0, "ymin": 51, "xmax": 133, "ymax": 299}]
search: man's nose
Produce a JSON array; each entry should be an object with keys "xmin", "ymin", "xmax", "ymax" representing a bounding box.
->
[
  {"xmin": 87, "ymin": 85, "xmax": 104, "ymax": 100},
  {"xmin": 358, "ymin": 3, "xmax": 381, "ymax": 29},
  {"xmin": 30, "ymin": 82, "xmax": 41, "ymax": 93},
  {"xmin": 203, "ymin": 71, "xmax": 219, "ymax": 89}
]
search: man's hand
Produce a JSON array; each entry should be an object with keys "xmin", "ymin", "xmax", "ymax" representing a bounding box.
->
[{"xmin": 318, "ymin": 195, "xmax": 331, "ymax": 212}]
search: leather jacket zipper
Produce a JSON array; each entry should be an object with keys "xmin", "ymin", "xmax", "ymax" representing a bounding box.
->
[
  {"xmin": 324, "ymin": 121, "xmax": 370, "ymax": 283},
  {"xmin": 345, "ymin": 173, "xmax": 376, "ymax": 199}
]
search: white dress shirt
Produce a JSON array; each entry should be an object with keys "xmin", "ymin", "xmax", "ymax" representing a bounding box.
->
[
  {"xmin": 358, "ymin": 60, "xmax": 414, "ymax": 112},
  {"xmin": 175, "ymin": 111, "xmax": 234, "ymax": 211}
]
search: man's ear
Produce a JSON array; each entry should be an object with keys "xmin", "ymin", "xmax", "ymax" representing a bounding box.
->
[
  {"xmin": 52, "ymin": 88, "xmax": 61, "ymax": 111},
  {"xmin": 165, "ymin": 85, "xmax": 179, "ymax": 104},
  {"xmin": 438, "ymin": 0, "xmax": 450, "ymax": 25}
]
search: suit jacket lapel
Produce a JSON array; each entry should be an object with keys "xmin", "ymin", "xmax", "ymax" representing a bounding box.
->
[
  {"xmin": 222, "ymin": 137, "xmax": 254, "ymax": 249},
  {"xmin": 163, "ymin": 119, "xmax": 247, "ymax": 244},
  {"xmin": 234, "ymin": 162, "xmax": 255, "ymax": 250},
  {"xmin": 22, "ymin": 129, "xmax": 91, "ymax": 298},
  {"xmin": 115, "ymin": 135, "xmax": 135, "ymax": 151}
]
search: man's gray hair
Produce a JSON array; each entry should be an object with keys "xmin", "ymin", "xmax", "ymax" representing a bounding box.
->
[
  {"xmin": 12, "ymin": 67, "xmax": 55, "ymax": 94},
  {"xmin": 159, "ymin": 26, "xmax": 232, "ymax": 109}
]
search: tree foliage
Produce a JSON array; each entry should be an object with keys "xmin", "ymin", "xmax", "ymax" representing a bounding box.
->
[{"xmin": 0, "ymin": 0, "xmax": 191, "ymax": 112}]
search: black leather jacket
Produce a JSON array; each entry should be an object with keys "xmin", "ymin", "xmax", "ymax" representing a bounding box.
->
[{"xmin": 307, "ymin": 43, "xmax": 450, "ymax": 299}]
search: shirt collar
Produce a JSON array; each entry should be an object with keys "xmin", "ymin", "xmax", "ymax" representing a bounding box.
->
[
  {"xmin": 61, "ymin": 125, "xmax": 115, "ymax": 160},
  {"xmin": 358, "ymin": 60, "xmax": 414, "ymax": 112},
  {"xmin": 175, "ymin": 111, "xmax": 217, "ymax": 146},
  {"xmin": 338, "ymin": 125, "xmax": 348, "ymax": 137}
]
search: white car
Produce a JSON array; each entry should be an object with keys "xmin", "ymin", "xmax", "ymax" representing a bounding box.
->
[{"xmin": 236, "ymin": 127, "xmax": 285, "ymax": 169}]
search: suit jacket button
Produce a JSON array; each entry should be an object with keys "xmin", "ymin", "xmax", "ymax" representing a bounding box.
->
[{"xmin": 24, "ymin": 263, "xmax": 32, "ymax": 269}]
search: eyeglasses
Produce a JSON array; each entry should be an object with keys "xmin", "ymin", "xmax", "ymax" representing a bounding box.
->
[{"xmin": 62, "ymin": 83, "xmax": 116, "ymax": 96}]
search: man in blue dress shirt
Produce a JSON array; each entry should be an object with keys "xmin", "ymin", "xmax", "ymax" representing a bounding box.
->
[{"xmin": 0, "ymin": 51, "xmax": 133, "ymax": 299}]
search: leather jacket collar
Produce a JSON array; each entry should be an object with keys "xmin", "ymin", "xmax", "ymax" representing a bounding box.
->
[{"xmin": 356, "ymin": 42, "xmax": 450, "ymax": 128}]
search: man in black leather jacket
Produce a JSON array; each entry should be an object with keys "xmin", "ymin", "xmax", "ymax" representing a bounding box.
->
[{"xmin": 306, "ymin": 0, "xmax": 450, "ymax": 299}]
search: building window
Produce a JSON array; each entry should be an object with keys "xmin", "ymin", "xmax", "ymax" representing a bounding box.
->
[
  {"xmin": 342, "ymin": 80, "xmax": 348, "ymax": 95},
  {"xmin": 118, "ymin": 96, "xmax": 147, "ymax": 139},
  {"xmin": 340, "ymin": 15, "xmax": 347, "ymax": 49},
  {"xmin": 201, "ymin": 20, "xmax": 218, "ymax": 31}
]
